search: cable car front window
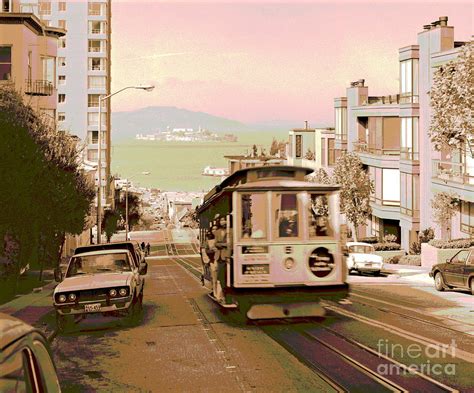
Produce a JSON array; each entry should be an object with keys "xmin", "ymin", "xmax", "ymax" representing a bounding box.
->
[
  {"xmin": 308, "ymin": 194, "xmax": 333, "ymax": 237},
  {"xmin": 276, "ymin": 193, "xmax": 299, "ymax": 238},
  {"xmin": 241, "ymin": 193, "xmax": 267, "ymax": 240}
]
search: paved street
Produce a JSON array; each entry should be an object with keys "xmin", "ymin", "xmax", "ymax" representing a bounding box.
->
[{"xmin": 33, "ymin": 229, "xmax": 472, "ymax": 392}]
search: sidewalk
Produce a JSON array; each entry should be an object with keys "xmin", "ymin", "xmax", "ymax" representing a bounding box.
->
[
  {"xmin": 0, "ymin": 279, "xmax": 57, "ymax": 340},
  {"xmin": 382, "ymin": 262, "xmax": 430, "ymax": 276}
]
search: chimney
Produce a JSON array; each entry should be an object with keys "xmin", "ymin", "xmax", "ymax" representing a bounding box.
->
[
  {"xmin": 423, "ymin": 25, "xmax": 431, "ymax": 31},
  {"xmin": 305, "ymin": 121, "xmax": 308, "ymax": 130},
  {"xmin": 439, "ymin": 16, "xmax": 448, "ymax": 27}
]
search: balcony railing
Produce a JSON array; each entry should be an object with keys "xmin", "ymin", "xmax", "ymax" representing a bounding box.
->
[
  {"xmin": 400, "ymin": 94, "xmax": 419, "ymax": 104},
  {"xmin": 363, "ymin": 94, "xmax": 400, "ymax": 105},
  {"xmin": 433, "ymin": 160, "xmax": 474, "ymax": 185},
  {"xmin": 353, "ymin": 142, "xmax": 400, "ymax": 156},
  {"xmin": 24, "ymin": 79, "xmax": 53, "ymax": 96},
  {"xmin": 400, "ymin": 147, "xmax": 419, "ymax": 161},
  {"xmin": 370, "ymin": 195, "xmax": 400, "ymax": 207}
]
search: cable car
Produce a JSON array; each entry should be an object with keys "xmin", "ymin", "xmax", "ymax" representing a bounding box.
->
[{"xmin": 196, "ymin": 166, "xmax": 348, "ymax": 319}]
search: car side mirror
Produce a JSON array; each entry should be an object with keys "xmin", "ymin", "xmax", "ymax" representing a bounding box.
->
[
  {"xmin": 139, "ymin": 262, "xmax": 148, "ymax": 275},
  {"xmin": 445, "ymin": 258, "xmax": 451, "ymax": 263},
  {"xmin": 54, "ymin": 267, "xmax": 63, "ymax": 282}
]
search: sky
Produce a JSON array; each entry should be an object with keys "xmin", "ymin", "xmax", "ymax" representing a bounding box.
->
[{"xmin": 111, "ymin": 1, "xmax": 472, "ymax": 125}]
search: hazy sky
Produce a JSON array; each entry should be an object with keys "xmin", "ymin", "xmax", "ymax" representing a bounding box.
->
[{"xmin": 111, "ymin": 1, "xmax": 472, "ymax": 125}]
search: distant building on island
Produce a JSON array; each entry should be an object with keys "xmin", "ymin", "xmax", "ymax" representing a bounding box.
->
[{"xmin": 136, "ymin": 127, "xmax": 237, "ymax": 143}]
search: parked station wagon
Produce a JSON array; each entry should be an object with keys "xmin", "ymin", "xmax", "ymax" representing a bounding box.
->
[
  {"xmin": 344, "ymin": 242, "xmax": 384, "ymax": 275},
  {"xmin": 429, "ymin": 248, "xmax": 474, "ymax": 294},
  {"xmin": 53, "ymin": 249, "xmax": 147, "ymax": 331},
  {"xmin": 0, "ymin": 313, "xmax": 61, "ymax": 392}
]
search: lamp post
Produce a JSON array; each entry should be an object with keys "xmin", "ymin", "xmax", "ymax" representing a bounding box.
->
[
  {"xmin": 97, "ymin": 85, "xmax": 154, "ymax": 244},
  {"xmin": 125, "ymin": 171, "xmax": 150, "ymax": 241}
]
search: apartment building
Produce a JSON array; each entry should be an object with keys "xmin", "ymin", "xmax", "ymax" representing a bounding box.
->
[
  {"xmin": 287, "ymin": 122, "xmax": 336, "ymax": 173},
  {"xmin": 18, "ymin": 0, "xmax": 112, "ymax": 206},
  {"xmin": 0, "ymin": 0, "xmax": 64, "ymax": 120},
  {"xmin": 333, "ymin": 16, "xmax": 472, "ymax": 250}
]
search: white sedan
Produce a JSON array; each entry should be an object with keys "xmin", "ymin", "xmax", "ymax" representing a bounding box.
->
[{"xmin": 345, "ymin": 242, "xmax": 383, "ymax": 275}]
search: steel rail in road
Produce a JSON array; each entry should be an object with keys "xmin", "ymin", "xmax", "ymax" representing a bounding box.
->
[{"xmin": 350, "ymin": 289, "xmax": 474, "ymax": 334}]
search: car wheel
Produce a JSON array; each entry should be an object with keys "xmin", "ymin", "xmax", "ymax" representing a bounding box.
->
[
  {"xmin": 434, "ymin": 272, "xmax": 446, "ymax": 292},
  {"xmin": 56, "ymin": 312, "xmax": 74, "ymax": 333}
]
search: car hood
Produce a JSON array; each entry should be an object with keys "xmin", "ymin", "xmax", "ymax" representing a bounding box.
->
[
  {"xmin": 350, "ymin": 253, "xmax": 383, "ymax": 263},
  {"xmin": 55, "ymin": 272, "xmax": 132, "ymax": 293}
]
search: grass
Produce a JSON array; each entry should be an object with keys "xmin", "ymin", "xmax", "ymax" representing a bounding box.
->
[{"xmin": 0, "ymin": 270, "xmax": 53, "ymax": 306}]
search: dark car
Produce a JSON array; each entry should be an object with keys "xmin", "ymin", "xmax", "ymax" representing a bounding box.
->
[
  {"xmin": 429, "ymin": 248, "xmax": 474, "ymax": 294},
  {"xmin": 0, "ymin": 313, "xmax": 61, "ymax": 392}
]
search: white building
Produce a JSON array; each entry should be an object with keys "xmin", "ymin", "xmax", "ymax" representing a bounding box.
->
[{"xmin": 19, "ymin": 0, "xmax": 112, "ymax": 206}]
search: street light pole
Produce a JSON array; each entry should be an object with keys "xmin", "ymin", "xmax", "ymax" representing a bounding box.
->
[
  {"xmin": 125, "ymin": 171, "xmax": 150, "ymax": 241},
  {"xmin": 96, "ymin": 85, "xmax": 154, "ymax": 244}
]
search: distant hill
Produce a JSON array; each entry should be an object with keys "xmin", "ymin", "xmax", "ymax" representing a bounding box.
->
[{"xmin": 111, "ymin": 106, "xmax": 250, "ymax": 140}]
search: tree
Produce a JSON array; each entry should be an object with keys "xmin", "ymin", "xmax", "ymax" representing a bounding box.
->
[
  {"xmin": 308, "ymin": 168, "xmax": 333, "ymax": 184},
  {"xmin": 333, "ymin": 152, "xmax": 374, "ymax": 241},
  {"xmin": 102, "ymin": 209, "xmax": 121, "ymax": 243},
  {"xmin": 269, "ymin": 138, "xmax": 279, "ymax": 156},
  {"xmin": 429, "ymin": 41, "xmax": 473, "ymax": 152},
  {"xmin": 431, "ymin": 192, "xmax": 460, "ymax": 240},
  {"xmin": 0, "ymin": 86, "xmax": 95, "ymax": 286},
  {"xmin": 116, "ymin": 193, "xmax": 142, "ymax": 231},
  {"xmin": 304, "ymin": 149, "xmax": 315, "ymax": 161},
  {"xmin": 252, "ymin": 144, "xmax": 258, "ymax": 157}
]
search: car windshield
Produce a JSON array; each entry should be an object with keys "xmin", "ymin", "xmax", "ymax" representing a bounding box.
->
[
  {"xmin": 66, "ymin": 253, "xmax": 131, "ymax": 277},
  {"xmin": 348, "ymin": 245, "xmax": 374, "ymax": 254}
]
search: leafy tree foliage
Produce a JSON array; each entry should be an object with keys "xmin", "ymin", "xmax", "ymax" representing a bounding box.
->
[
  {"xmin": 429, "ymin": 41, "xmax": 473, "ymax": 152},
  {"xmin": 333, "ymin": 152, "xmax": 374, "ymax": 241},
  {"xmin": 431, "ymin": 192, "xmax": 460, "ymax": 240},
  {"xmin": 0, "ymin": 86, "xmax": 95, "ymax": 283},
  {"xmin": 307, "ymin": 168, "xmax": 333, "ymax": 184},
  {"xmin": 304, "ymin": 149, "xmax": 315, "ymax": 160}
]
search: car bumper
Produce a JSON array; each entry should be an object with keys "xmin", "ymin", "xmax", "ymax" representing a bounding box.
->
[
  {"xmin": 54, "ymin": 297, "xmax": 133, "ymax": 316},
  {"xmin": 354, "ymin": 264, "xmax": 383, "ymax": 272}
]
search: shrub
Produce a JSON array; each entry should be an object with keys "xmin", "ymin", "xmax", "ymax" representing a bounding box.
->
[
  {"xmin": 359, "ymin": 236, "xmax": 379, "ymax": 244},
  {"xmin": 383, "ymin": 234, "xmax": 398, "ymax": 243},
  {"xmin": 373, "ymin": 242, "xmax": 401, "ymax": 251},
  {"xmin": 410, "ymin": 227, "xmax": 435, "ymax": 255},
  {"xmin": 399, "ymin": 255, "xmax": 421, "ymax": 266},
  {"xmin": 428, "ymin": 238, "xmax": 474, "ymax": 249},
  {"xmin": 386, "ymin": 255, "xmax": 401, "ymax": 264}
]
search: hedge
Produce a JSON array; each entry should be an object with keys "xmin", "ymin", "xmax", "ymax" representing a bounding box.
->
[
  {"xmin": 373, "ymin": 242, "xmax": 401, "ymax": 251},
  {"xmin": 428, "ymin": 238, "xmax": 474, "ymax": 249},
  {"xmin": 399, "ymin": 255, "xmax": 421, "ymax": 266}
]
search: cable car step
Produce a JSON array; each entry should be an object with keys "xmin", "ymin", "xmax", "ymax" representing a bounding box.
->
[{"xmin": 207, "ymin": 293, "xmax": 238, "ymax": 308}]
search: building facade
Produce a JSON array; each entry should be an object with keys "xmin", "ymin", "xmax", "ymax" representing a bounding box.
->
[
  {"xmin": 333, "ymin": 16, "xmax": 472, "ymax": 250},
  {"xmin": 0, "ymin": 0, "xmax": 64, "ymax": 121},
  {"xmin": 17, "ymin": 0, "xmax": 112, "ymax": 207}
]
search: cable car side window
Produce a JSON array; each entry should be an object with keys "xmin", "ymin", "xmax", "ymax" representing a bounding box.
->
[
  {"xmin": 275, "ymin": 193, "xmax": 299, "ymax": 238},
  {"xmin": 308, "ymin": 194, "xmax": 333, "ymax": 238},
  {"xmin": 241, "ymin": 193, "xmax": 267, "ymax": 240}
]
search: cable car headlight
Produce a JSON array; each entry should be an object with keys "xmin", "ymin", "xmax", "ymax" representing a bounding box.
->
[{"xmin": 284, "ymin": 257, "xmax": 295, "ymax": 270}]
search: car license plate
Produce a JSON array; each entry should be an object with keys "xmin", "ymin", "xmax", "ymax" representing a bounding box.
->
[
  {"xmin": 84, "ymin": 303, "xmax": 101, "ymax": 312},
  {"xmin": 365, "ymin": 263, "xmax": 372, "ymax": 267}
]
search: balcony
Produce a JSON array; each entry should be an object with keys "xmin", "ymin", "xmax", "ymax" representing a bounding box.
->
[
  {"xmin": 24, "ymin": 79, "xmax": 53, "ymax": 96},
  {"xmin": 353, "ymin": 142, "xmax": 400, "ymax": 156},
  {"xmin": 400, "ymin": 147, "xmax": 419, "ymax": 161},
  {"xmin": 432, "ymin": 160, "xmax": 474, "ymax": 185}
]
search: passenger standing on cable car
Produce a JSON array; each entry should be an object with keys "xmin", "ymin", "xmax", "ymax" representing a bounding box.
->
[
  {"xmin": 205, "ymin": 227, "xmax": 218, "ymax": 295},
  {"xmin": 215, "ymin": 215, "xmax": 229, "ymax": 302}
]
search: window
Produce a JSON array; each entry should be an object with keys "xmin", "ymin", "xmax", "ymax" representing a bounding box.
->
[
  {"xmin": 58, "ymin": 1, "xmax": 66, "ymax": 11},
  {"xmin": 0, "ymin": 46, "xmax": 12, "ymax": 81},
  {"xmin": 400, "ymin": 173, "xmax": 419, "ymax": 217},
  {"xmin": 58, "ymin": 38, "xmax": 66, "ymax": 49},
  {"xmin": 335, "ymin": 107, "xmax": 347, "ymax": 141},
  {"xmin": 241, "ymin": 193, "xmax": 267, "ymax": 240},
  {"xmin": 382, "ymin": 169, "xmax": 400, "ymax": 206},
  {"xmin": 58, "ymin": 75, "xmax": 66, "ymax": 85},
  {"xmin": 2, "ymin": 0, "xmax": 12, "ymax": 12},
  {"xmin": 327, "ymin": 138, "xmax": 335, "ymax": 166},
  {"xmin": 88, "ymin": 75, "xmax": 106, "ymax": 89},
  {"xmin": 58, "ymin": 20, "xmax": 66, "ymax": 29},
  {"xmin": 88, "ymin": 94, "xmax": 100, "ymax": 107},
  {"xmin": 89, "ymin": 21, "xmax": 105, "ymax": 34},
  {"xmin": 451, "ymin": 250, "xmax": 470, "ymax": 264},
  {"xmin": 41, "ymin": 56, "xmax": 55, "ymax": 85},
  {"xmin": 295, "ymin": 135, "xmax": 302, "ymax": 158},
  {"xmin": 400, "ymin": 59, "xmax": 419, "ymax": 103},
  {"xmin": 370, "ymin": 215, "xmax": 380, "ymax": 237},
  {"xmin": 88, "ymin": 40, "xmax": 105, "ymax": 53},
  {"xmin": 89, "ymin": 57, "xmax": 106, "ymax": 71},
  {"xmin": 27, "ymin": 51, "xmax": 32, "ymax": 81},
  {"xmin": 58, "ymin": 57, "xmax": 66, "ymax": 67},
  {"xmin": 88, "ymin": 2, "xmax": 105, "ymax": 16},
  {"xmin": 58, "ymin": 94, "xmax": 65, "ymax": 103},
  {"xmin": 58, "ymin": 112, "xmax": 66, "ymax": 122},
  {"xmin": 88, "ymin": 112, "xmax": 106, "ymax": 127},
  {"xmin": 275, "ymin": 193, "xmax": 299, "ymax": 238},
  {"xmin": 308, "ymin": 194, "xmax": 333, "ymax": 237},
  {"xmin": 89, "ymin": 130, "xmax": 99, "ymax": 144},
  {"xmin": 461, "ymin": 201, "xmax": 474, "ymax": 234},
  {"xmin": 400, "ymin": 117, "xmax": 419, "ymax": 160},
  {"xmin": 38, "ymin": 1, "xmax": 51, "ymax": 15},
  {"xmin": 87, "ymin": 149, "xmax": 98, "ymax": 161}
]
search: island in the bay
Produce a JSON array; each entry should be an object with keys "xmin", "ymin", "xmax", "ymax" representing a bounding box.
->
[{"xmin": 136, "ymin": 127, "xmax": 238, "ymax": 142}]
